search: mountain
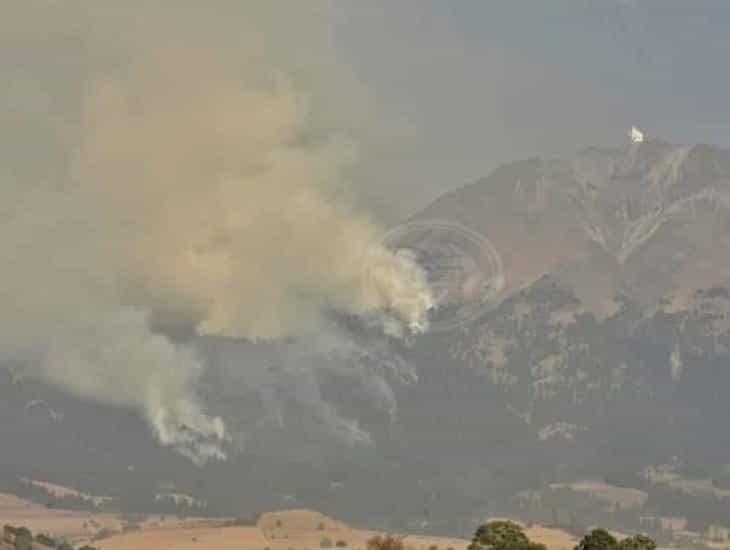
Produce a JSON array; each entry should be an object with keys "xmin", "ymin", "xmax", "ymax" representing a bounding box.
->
[
  {"xmin": 414, "ymin": 139, "xmax": 730, "ymax": 314},
  {"xmin": 4, "ymin": 139, "xmax": 730, "ymax": 545},
  {"xmin": 393, "ymin": 138, "xmax": 730, "ymax": 539}
]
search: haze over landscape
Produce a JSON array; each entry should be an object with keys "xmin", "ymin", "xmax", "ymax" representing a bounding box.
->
[{"xmin": 2, "ymin": 2, "xmax": 730, "ymax": 549}]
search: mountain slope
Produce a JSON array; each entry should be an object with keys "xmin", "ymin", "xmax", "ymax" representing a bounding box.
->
[
  {"xmin": 4, "ymin": 139, "xmax": 730, "ymax": 543},
  {"xmin": 396, "ymin": 139, "xmax": 730, "ymax": 539},
  {"xmin": 415, "ymin": 140, "xmax": 730, "ymax": 314}
]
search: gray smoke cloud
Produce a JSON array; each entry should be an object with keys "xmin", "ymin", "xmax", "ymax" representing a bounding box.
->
[
  {"xmin": 197, "ymin": 322, "xmax": 416, "ymax": 459},
  {"xmin": 1, "ymin": 2, "xmax": 432, "ymax": 462}
]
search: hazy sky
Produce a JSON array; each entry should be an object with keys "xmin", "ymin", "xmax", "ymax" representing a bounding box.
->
[
  {"xmin": 334, "ymin": 1, "xmax": 730, "ymax": 218},
  {"xmin": 4, "ymin": 2, "xmax": 729, "ymax": 221}
]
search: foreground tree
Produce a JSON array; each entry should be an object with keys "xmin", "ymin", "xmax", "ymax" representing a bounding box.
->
[
  {"xmin": 469, "ymin": 520, "xmax": 546, "ymax": 550},
  {"xmin": 575, "ymin": 529, "xmax": 656, "ymax": 550},
  {"xmin": 575, "ymin": 529, "xmax": 618, "ymax": 550},
  {"xmin": 617, "ymin": 534, "xmax": 656, "ymax": 550},
  {"xmin": 13, "ymin": 526, "xmax": 33, "ymax": 550}
]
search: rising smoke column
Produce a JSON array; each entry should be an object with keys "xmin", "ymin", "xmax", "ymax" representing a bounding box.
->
[{"xmin": 0, "ymin": 2, "xmax": 433, "ymax": 462}]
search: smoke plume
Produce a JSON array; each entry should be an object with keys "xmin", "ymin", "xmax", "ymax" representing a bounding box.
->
[{"xmin": 0, "ymin": 2, "xmax": 432, "ymax": 461}]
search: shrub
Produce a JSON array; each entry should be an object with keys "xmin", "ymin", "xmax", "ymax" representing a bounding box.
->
[
  {"xmin": 14, "ymin": 526, "xmax": 32, "ymax": 539},
  {"xmin": 14, "ymin": 538, "xmax": 32, "ymax": 550},
  {"xmin": 336, "ymin": 540, "xmax": 348, "ymax": 547},
  {"xmin": 321, "ymin": 537, "xmax": 334, "ymax": 548},
  {"xmin": 223, "ymin": 515, "xmax": 260, "ymax": 527},
  {"xmin": 35, "ymin": 533, "xmax": 56, "ymax": 547},
  {"xmin": 93, "ymin": 527, "xmax": 116, "ymax": 540},
  {"xmin": 14, "ymin": 529, "xmax": 33, "ymax": 550},
  {"xmin": 367, "ymin": 534, "xmax": 405, "ymax": 550}
]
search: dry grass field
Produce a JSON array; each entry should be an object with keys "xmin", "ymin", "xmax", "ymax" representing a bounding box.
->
[
  {"xmin": 97, "ymin": 509, "xmax": 578, "ymax": 550},
  {"xmin": 0, "ymin": 492, "xmax": 122, "ymax": 543},
  {"xmin": 1, "ymin": 493, "xmax": 579, "ymax": 549}
]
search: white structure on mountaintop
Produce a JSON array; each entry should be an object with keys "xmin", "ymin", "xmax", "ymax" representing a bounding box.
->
[{"xmin": 630, "ymin": 126, "xmax": 644, "ymax": 143}]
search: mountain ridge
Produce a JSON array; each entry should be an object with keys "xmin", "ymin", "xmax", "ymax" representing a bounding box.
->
[{"xmin": 411, "ymin": 139, "xmax": 730, "ymax": 318}]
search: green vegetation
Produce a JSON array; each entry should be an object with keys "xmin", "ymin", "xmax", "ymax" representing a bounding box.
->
[
  {"xmin": 2, "ymin": 523, "xmax": 97, "ymax": 550},
  {"xmin": 574, "ymin": 529, "xmax": 656, "ymax": 550},
  {"xmin": 575, "ymin": 530, "xmax": 617, "ymax": 550},
  {"xmin": 617, "ymin": 535, "xmax": 656, "ymax": 550},
  {"xmin": 14, "ymin": 532, "xmax": 33, "ymax": 550},
  {"xmin": 222, "ymin": 513, "xmax": 261, "ymax": 527},
  {"xmin": 469, "ymin": 521, "xmax": 656, "ymax": 550},
  {"xmin": 35, "ymin": 532, "xmax": 57, "ymax": 547},
  {"xmin": 321, "ymin": 537, "xmax": 334, "ymax": 548},
  {"xmin": 92, "ymin": 527, "xmax": 115, "ymax": 540},
  {"xmin": 366, "ymin": 535, "xmax": 405, "ymax": 550},
  {"xmin": 469, "ymin": 521, "xmax": 546, "ymax": 550},
  {"xmin": 336, "ymin": 540, "xmax": 348, "ymax": 547}
]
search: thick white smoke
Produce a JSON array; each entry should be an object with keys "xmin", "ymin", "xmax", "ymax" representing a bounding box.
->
[{"xmin": 0, "ymin": 2, "xmax": 432, "ymax": 462}]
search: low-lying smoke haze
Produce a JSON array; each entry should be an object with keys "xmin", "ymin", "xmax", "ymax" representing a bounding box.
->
[{"xmin": 0, "ymin": 1, "xmax": 433, "ymax": 462}]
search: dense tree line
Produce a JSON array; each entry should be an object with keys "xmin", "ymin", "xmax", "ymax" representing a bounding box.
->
[
  {"xmin": 465, "ymin": 521, "xmax": 655, "ymax": 550},
  {"xmin": 3, "ymin": 523, "xmax": 98, "ymax": 550}
]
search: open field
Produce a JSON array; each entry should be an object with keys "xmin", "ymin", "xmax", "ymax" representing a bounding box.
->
[
  {"xmin": 1, "ymin": 494, "xmax": 581, "ymax": 550},
  {"xmin": 0, "ymin": 492, "xmax": 210, "ymax": 547},
  {"xmin": 98, "ymin": 509, "xmax": 473, "ymax": 550},
  {"xmin": 93, "ymin": 509, "xmax": 582, "ymax": 550},
  {"xmin": 0, "ymin": 492, "xmax": 122, "ymax": 542}
]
